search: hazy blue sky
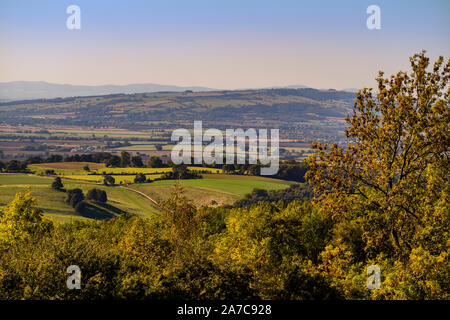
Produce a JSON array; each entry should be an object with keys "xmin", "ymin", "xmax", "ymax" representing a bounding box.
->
[{"xmin": 0, "ymin": 0, "xmax": 449, "ymax": 89}]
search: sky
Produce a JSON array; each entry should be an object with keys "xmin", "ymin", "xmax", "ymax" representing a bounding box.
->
[{"xmin": 0, "ymin": 0, "xmax": 449, "ymax": 90}]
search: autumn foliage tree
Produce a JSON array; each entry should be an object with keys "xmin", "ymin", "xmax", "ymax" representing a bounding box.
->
[
  {"xmin": 307, "ymin": 52, "xmax": 449, "ymax": 299},
  {"xmin": 307, "ymin": 52, "xmax": 448, "ymax": 256},
  {"xmin": 0, "ymin": 192, "xmax": 53, "ymax": 250},
  {"xmin": 158, "ymin": 184, "xmax": 199, "ymax": 264}
]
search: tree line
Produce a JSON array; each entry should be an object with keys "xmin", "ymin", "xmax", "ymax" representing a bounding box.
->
[{"xmin": 1, "ymin": 151, "xmax": 309, "ymax": 182}]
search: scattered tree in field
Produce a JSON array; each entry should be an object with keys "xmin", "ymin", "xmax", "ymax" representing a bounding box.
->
[
  {"xmin": 130, "ymin": 156, "xmax": 144, "ymax": 168},
  {"xmin": 86, "ymin": 188, "xmax": 107, "ymax": 203},
  {"xmin": 65, "ymin": 189, "xmax": 85, "ymax": 208},
  {"xmin": 120, "ymin": 151, "xmax": 131, "ymax": 167},
  {"xmin": 4, "ymin": 160, "xmax": 27, "ymax": 173},
  {"xmin": 221, "ymin": 164, "xmax": 234, "ymax": 174},
  {"xmin": 274, "ymin": 160, "xmax": 308, "ymax": 182},
  {"xmin": 160, "ymin": 165, "xmax": 201, "ymax": 180},
  {"xmin": 83, "ymin": 165, "xmax": 90, "ymax": 171},
  {"xmin": 233, "ymin": 184, "xmax": 312, "ymax": 208},
  {"xmin": 74, "ymin": 201, "xmax": 86, "ymax": 215},
  {"xmin": 51, "ymin": 177, "xmax": 64, "ymax": 191},
  {"xmin": 105, "ymin": 155, "xmax": 121, "ymax": 167},
  {"xmin": 248, "ymin": 164, "xmax": 260, "ymax": 175},
  {"xmin": 103, "ymin": 174, "xmax": 115, "ymax": 186},
  {"xmin": 46, "ymin": 155, "xmax": 63, "ymax": 163},
  {"xmin": 134, "ymin": 173, "xmax": 146, "ymax": 183},
  {"xmin": 147, "ymin": 156, "xmax": 164, "ymax": 168}
]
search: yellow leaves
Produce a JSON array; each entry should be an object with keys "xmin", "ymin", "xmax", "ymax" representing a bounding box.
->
[
  {"xmin": 304, "ymin": 53, "xmax": 449, "ymax": 299},
  {"xmin": 0, "ymin": 192, "xmax": 53, "ymax": 250},
  {"xmin": 369, "ymin": 247, "xmax": 449, "ymax": 300},
  {"xmin": 316, "ymin": 244, "xmax": 368, "ymax": 299},
  {"xmin": 307, "ymin": 52, "xmax": 449, "ymax": 260}
]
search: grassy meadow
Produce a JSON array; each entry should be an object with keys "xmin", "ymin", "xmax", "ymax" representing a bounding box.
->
[
  {"xmin": 133, "ymin": 174, "xmax": 293, "ymax": 206},
  {"xmin": 0, "ymin": 164, "xmax": 292, "ymax": 220},
  {"xmin": 0, "ymin": 173, "xmax": 158, "ymax": 222}
]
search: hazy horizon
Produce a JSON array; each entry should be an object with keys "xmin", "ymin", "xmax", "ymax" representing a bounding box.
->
[
  {"xmin": 0, "ymin": 80, "xmax": 327, "ymax": 90},
  {"xmin": 1, "ymin": 0, "xmax": 449, "ymax": 90}
]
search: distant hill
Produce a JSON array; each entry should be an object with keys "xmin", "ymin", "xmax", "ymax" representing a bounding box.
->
[
  {"xmin": 0, "ymin": 87, "xmax": 356, "ymax": 128},
  {"xmin": 262, "ymin": 85, "xmax": 310, "ymax": 89},
  {"xmin": 0, "ymin": 81, "xmax": 216, "ymax": 101},
  {"xmin": 0, "ymin": 81, "xmax": 346, "ymax": 101},
  {"xmin": 0, "ymin": 87, "xmax": 357, "ymax": 144},
  {"xmin": 342, "ymin": 88, "xmax": 360, "ymax": 93}
]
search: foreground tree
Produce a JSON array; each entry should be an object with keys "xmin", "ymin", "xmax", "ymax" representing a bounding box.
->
[
  {"xmin": 307, "ymin": 51, "xmax": 449, "ymax": 258},
  {"xmin": 0, "ymin": 192, "xmax": 53, "ymax": 249},
  {"xmin": 307, "ymin": 52, "xmax": 449, "ymax": 299},
  {"xmin": 158, "ymin": 184, "xmax": 198, "ymax": 265}
]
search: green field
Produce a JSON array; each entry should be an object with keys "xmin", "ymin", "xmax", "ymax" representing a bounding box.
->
[
  {"xmin": 1, "ymin": 157, "xmax": 292, "ymax": 220},
  {"xmin": 149, "ymin": 174, "xmax": 291, "ymax": 195},
  {"xmin": 0, "ymin": 169, "xmax": 293, "ymax": 219},
  {"xmin": 0, "ymin": 174, "xmax": 158, "ymax": 222},
  {"xmin": 133, "ymin": 174, "xmax": 293, "ymax": 207},
  {"xmin": 0, "ymin": 173, "xmax": 55, "ymax": 185}
]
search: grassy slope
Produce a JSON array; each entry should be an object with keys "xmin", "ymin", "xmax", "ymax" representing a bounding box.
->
[
  {"xmin": 134, "ymin": 174, "xmax": 293, "ymax": 207},
  {"xmin": 0, "ymin": 173, "xmax": 56, "ymax": 185},
  {"xmin": 0, "ymin": 174, "xmax": 157, "ymax": 222},
  {"xmin": 0, "ymin": 172, "xmax": 293, "ymax": 219}
]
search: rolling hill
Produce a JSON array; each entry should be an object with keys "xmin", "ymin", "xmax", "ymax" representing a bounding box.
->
[{"xmin": 0, "ymin": 88, "xmax": 355, "ymax": 129}]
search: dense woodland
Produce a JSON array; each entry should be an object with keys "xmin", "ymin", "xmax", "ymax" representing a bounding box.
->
[{"xmin": 0, "ymin": 52, "xmax": 448, "ymax": 300}]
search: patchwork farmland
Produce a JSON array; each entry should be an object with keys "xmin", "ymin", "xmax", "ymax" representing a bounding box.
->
[{"xmin": 0, "ymin": 162, "xmax": 295, "ymax": 221}]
